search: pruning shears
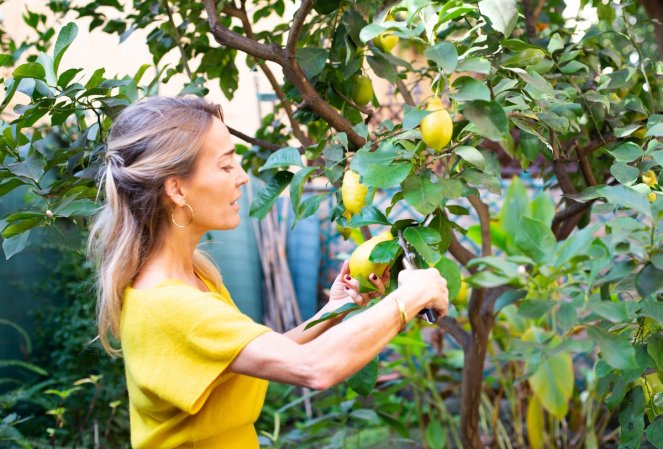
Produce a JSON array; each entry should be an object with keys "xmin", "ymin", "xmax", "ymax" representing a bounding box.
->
[{"xmin": 397, "ymin": 230, "xmax": 439, "ymax": 324}]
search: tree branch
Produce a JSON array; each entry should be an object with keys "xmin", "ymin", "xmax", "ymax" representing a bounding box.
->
[
  {"xmin": 163, "ymin": 0, "xmax": 192, "ymax": 79},
  {"xmin": 438, "ymin": 316, "xmax": 470, "ymax": 350},
  {"xmin": 204, "ymin": 0, "xmax": 284, "ymax": 64},
  {"xmin": 576, "ymin": 146, "xmax": 597, "ymax": 187},
  {"xmin": 223, "ymin": 4, "xmax": 312, "ymax": 147},
  {"xmin": 468, "ymin": 194, "xmax": 491, "ymax": 257},
  {"xmin": 522, "ymin": 0, "xmax": 537, "ymax": 40},
  {"xmin": 448, "ymin": 232, "xmax": 477, "ymax": 270},
  {"xmin": 286, "ymin": 0, "xmax": 314, "ymax": 57},
  {"xmin": 226, "ymin": 125, "xmax": 283, "ymax": 151},
  {"xmin": 395, "ymin": 78, "xmax": 415, "ymax": 106}
]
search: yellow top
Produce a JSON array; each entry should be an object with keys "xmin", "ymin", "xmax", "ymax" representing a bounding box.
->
[{"xmin": 121, "ymin": 276, "xmax": 271, "ymax": 449}]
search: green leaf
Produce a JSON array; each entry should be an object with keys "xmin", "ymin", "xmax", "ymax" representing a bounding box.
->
[
  {"xmin": 347, "ymin": 357, "xmax": 378, "ymax": 396},
  {"xmin": 295, "ymin": 48, "xmax": 328, "ymax": 79},
  {"xmin": 297, "ymin": 195, "xmax": 323, "ymax": 220},
  {"xmin": 367, "ymin": 54, "xmax": 399, "ymax": 84},
  {"xmin": 503, "ymin": 48, "xmax": 546, "ymax": 68},
  {"xmin": 479, "ymin": 0, "xmax": 518, "ymax": 37},
  {"xmin": 259, "ymin": 147, "xmax": 304, "ymax": 172},
  {"xmin": 304, "ymin": 303, "xmax": 362, "ymax": 329},
  {"xmin": 53, "ymin": 199, "xmax": 99, "ymax": 218},
  {"xmin": 456, "ymin": 57, "xmax": 491, "ymax": 74},
  {"xmin": 350, "ymin": 143, "xmax": 398, "ymax": 175},
  {"xmin": 570, "ymin": 185, "xmax": 651, "ymax": 218},
  {"xmin": 403, "ymin": 227, "xmax": 442, "ymax": 266},
  {"xmin": 648, "ymin": 333, "xmax": 663, "ymax": 371},
  {"xmin": 290, "ymin": 167, "xmax": 317, "ymax": 214},
  {"xmin": 636, "ymin": 264, "xmax": 663, "ymax": 299},
  {"xmin": 554, "ymin": 224, "xmax": 598, "ymax": 268},
  {"xmin": 2, "ymin": 230, "xmax": 30, "ymax": 260},
  {"xmin": 608, "ymin": 142, "xmax": 644, "ymax": 163},
  {"xmin": 610, "ymin": 162, "xmax": 640, "ymax": 185},
  {"xmin": 454, "ymin": 146, "xmax": 486, "ymax": 170},
  {"xmin": 500, "ymin": 176, "xmax": 529, "ymax": 242},
  {"xmin": 547, "ymin": 33, "xmax": 564, "ymax": 53},
  {"xmin": 348, "ymin": 206, "xmax": 391, "ymax": 227},
  {"xmin": 402, "ymin": 175, "xmax": 443, "ymax": 215},
  {"xmin": 463, "ymin": 100, "xmax": 508, "ymax": 142},
  {"xmin": 451, "ymin": 76, "xmax": 491, "ymax": 102},
  {"xmin": 467, "ymin": 270, "xmax": 512, "ymax": 288},
  {"xmin": 528, "ymin": 350, "xmax": 574, "ymax": 419},
  {"xmin": 646, "ymin": 415, "xmax": 663, "ymax": 448},
  {"xmin": 362, "ymin": 162, "xmax": 412, "ymax": 188},
  {"xmin": 618, "ymin": 386, "xmax": 645, "ymax": 449},
  {"xmin": 588, "ymin": 300, "xmax": 630, "ymax": 323},
  {"xmin": 402, "ymin": 104, "xmax": 430, "ymax": 130},
  {"xmin": 8, "ymin": 156, "xmax": 46, "ymax": 183},
  {"xmin": 359, "ymin": 23, "xmax": 386, "ymax": 43},
  {"xmin": 515, "ymin": 216, "xmax": 555, "ymax": 264},
  {"xmin": 424, "ymin": 41, "xmax": 458, "ymax": 73},
  {"xmin": 1, "ymin": 217, "xmax": 43, "ymax": 239},
  {"xmin": 502, "ymin": 39, "xmax": 543, "ymax": 52},
  {"xmin": 36, "ymin": 52, "xmax": 56, "ymax": 86},
  {"xmin": 13, "ymin": 62, "xmax": 45, "ymax": 80},
  {"xmin": 531, "ymin": 193, "xmax": 554, "ymax": 227},
  {"xmin": 434, "ymin": 256, "xmax": 461, "ymax": 300},
  {"xmin": 587, "ymin": 327, "xmax": 638, "ymax": 370},
  {"xmin": 53, "ymin": 22, "xmax": 78, "ymax": 74},
  {"xmin": 510, "ymin": 68, "xmax": 555, "ymax": 96},
  {"xmin": 249, "ymin": 171, "xmax": 294, "ymax": 220},
  {"xmin": 425, "ymin": 419, "xmax": 447, "ymax": 449},
  {"xmin": 370, "ymin": 239, "xmax": 401, "ymax": 263}
]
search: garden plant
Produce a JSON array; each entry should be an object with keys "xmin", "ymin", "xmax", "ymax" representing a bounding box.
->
[{"xmin": 1, "ymin": 0, "xmax": 663, "ymax": 447}]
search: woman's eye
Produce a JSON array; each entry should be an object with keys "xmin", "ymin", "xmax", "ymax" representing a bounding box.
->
[{"xmin": 221, "ymin": 165, "xmax": 233, "ymax": 172}]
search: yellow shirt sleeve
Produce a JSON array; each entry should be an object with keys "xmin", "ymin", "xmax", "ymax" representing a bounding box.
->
[{"xmin": 122, "ymin": 281, "xmax": 271, "ymax": 415}]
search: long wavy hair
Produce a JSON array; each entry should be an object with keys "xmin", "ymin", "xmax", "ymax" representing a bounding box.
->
[{"xmin": 88, "ymin": 96, "xmax": 224, "ymax": 356}]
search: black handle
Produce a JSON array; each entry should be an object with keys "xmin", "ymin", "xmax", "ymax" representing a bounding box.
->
[{"xmin": 418, "ymin": 307, "xmax": 438, "ymax": 324}]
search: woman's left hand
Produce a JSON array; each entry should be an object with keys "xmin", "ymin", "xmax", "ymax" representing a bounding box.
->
[{"xmin": 326, "ymin": 260, "xmax": 390, "ymax": 309}]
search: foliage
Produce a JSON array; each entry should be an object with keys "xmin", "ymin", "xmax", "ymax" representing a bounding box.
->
[
  {"xmin": 1, "ymin": 246, "xmax": 129, "ymax": 447},
  {"xmin": 2, "ymin": 0, "xmax": 663, "ymax": 447}
]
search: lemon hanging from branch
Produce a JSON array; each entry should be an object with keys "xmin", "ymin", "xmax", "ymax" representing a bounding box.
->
[
  {"xmin": 420, "ymin": 96, "xmax": 453, "ymax": 151},
  {"xmin": 349, "ymin": 231, "xmax": 393, "ymax": 290},
  {"xmin": 341, "ymin": 170, "xmax": 369, "ymax": 215},
  {"xmin": 352, "ymin": 75, "xmax": 374, "ymax": 107}
]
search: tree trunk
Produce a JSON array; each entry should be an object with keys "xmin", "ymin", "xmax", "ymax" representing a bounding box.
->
[
  {"xmin": 640, "ymin": 0, "xmax": 663, "ymax": 59},
  {"xmin": 459, "ymin": 288, "xmax": 495, "ymax": 449}
]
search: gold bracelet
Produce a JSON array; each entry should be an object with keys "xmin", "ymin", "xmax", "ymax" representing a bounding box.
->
[{"xmin": 393, "ymin": 295, "xmax": 408, "ymax": 332}]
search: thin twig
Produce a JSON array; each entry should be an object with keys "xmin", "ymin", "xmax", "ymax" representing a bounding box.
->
[
  {"xmin": 467, "ymin": 194, "xmax": 491, "ymax": 257},
  {"xmin": 163, "ymin": 0, "xmax": 192, "ymax": 79},
  {"xmin": 226, "ymin": 125, "xmax": 284, "ymax": 151}
]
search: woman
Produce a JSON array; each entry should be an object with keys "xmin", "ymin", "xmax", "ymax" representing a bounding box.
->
[{"xmin": 88, "ymin": 96, "xmax": 449, "ymax": 449}]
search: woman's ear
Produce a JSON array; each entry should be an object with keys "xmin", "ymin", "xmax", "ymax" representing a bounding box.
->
[{"xmin": 164, "ymin": 177, "xmax": 187, "ymax": 207}]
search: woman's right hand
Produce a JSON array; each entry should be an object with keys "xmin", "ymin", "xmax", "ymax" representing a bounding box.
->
[{"xmin": 397, "ymin": 268, "xmax": 449, "ymax": 316}]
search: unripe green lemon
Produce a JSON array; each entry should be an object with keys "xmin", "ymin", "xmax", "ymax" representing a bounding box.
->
[
  {"xmin": 341, "ymin": 170, "xmax": 368, "ymax": 215},
  {"xmin": 420, "ymin": 97, "xmax": 453, "ymax": 151},
  {"xmin": 373, "ymin": 32, "xmax": 399, "ymax": 53},
  {"xmin": 349, "ymin": 231, "xmax": 393, "ymax": 281},
  {"xmin": 352, "ymin": 75, "xmax": 374, "ymax": 106}
]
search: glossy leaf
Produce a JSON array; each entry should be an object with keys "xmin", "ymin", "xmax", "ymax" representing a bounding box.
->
[
  {"xmin": 587, "ymin": 327, "xmax": 638, "ymax": 371},
  {"xmin": 249, "ymin": 171, "xmax": 293, "ymax": 220}
]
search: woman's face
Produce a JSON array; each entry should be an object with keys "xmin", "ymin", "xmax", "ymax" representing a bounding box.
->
[{"xmin": 177, "ymin": 117, "xmax": 249, "ymax": 232}]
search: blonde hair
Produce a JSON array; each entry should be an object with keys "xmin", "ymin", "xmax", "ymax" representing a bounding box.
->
[{"xmin": 88, "ymin": 96, "xmax": 224, "ymax": 356}]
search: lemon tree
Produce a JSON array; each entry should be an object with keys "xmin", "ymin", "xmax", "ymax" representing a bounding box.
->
[{"xmin": 3, "ymin": 0, "xmax": 663, "ymax": 447}]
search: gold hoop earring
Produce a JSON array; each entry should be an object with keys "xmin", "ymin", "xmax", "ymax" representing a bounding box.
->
[{"xmin": 171, "ymin": 203, "xmax": 194, "ymax": 228}]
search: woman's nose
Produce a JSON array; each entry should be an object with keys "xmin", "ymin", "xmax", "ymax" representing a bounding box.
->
[{"xmin": 237, "ymin": 164, "xmax": 249, "ymax": 186}]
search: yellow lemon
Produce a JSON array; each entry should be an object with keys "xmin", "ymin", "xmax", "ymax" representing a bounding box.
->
[
  {"xmin": 420, "ymin": 97, "xmax": 453, "ymax": 151},
  {"xmin": 341, "ymin": 170, "xmax": 368, "ymax": 215},
  {"xmin": 349, "ymin": 231, "xmax": 393, "ymax": 282},
  {"xmin": 632, "ymin": 127, "xmax": 648, "ymax": 139},
  {"xmin": 643, "ymin": 170, "xmax": 658, "ymax": 187},
  {"xmin": 373, "ymin": 32, "xmax": 399, "ymax": 53},
  {"xmin": 648, "ymin": 192, "xmax": 657, "ymax": 203},
  {"xmin": 352, "ymin": 75, "xmax": 374, "ymax": 107},
  {"xmin": 456, "ymin": 279, "xmax": 469, "ymax": 305}
]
